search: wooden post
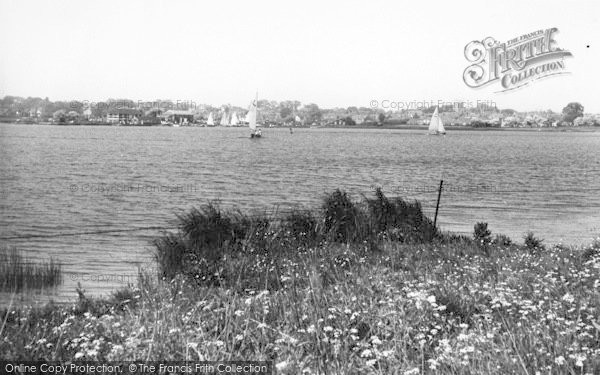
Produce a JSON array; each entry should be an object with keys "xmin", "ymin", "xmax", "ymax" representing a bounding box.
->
[{"xmin": 433, "ymin": 179, "xmax": 443, "ymax": 229}]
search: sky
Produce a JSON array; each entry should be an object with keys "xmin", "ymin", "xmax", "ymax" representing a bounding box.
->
[{"xmin": 0, "ymin": 0, "xmax": 598, "ymax": 112}]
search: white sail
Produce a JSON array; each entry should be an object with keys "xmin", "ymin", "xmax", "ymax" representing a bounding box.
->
[
  {"xmin": 207, "ymin": 112, "xmax": 214, "ymax": 126},
  {"xmin": 428, "ymin": 107, "xmax": 446, "ymax": 134},
  {"xmin": 230, "ymin": 112, "xmax": 239, "ymax": 126},
  {"xmin": 437, "ymin": 113, "xmax": 445, "ymax": 133},
  {"xmin": 247, "ymin": 99, "xmax": 257, "ymax": 131},
  {"xmin": 220, "ymin": 112, "xmax": 229, "ymax": 126}
]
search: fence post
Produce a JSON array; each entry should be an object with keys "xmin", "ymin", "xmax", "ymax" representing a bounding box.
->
[{"xmin": 433, "ymin": 180, "xmax": 444, "ymax": 229}]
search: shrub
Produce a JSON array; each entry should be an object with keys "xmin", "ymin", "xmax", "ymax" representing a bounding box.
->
[
  {"xmin": 473, "ymin": 222, "xmax": 492, "ymax": 244},
  {"xmin": 365, "ymin": 188, "xmax": 437, "ymax": 243},
  {"xmin": 178, "ymin": 203, "xmax": 236, "ymax": 254},
  {"xmin": 582, "ymin": 237, "xmax": 600, "ymax": 261},
  {"xmin": 524, "ymin": 231, "xmax": 545, "ymax": 251},
  {"xmin": 322, "ymin": 189, "xmax": 366, "ymax": 243}
]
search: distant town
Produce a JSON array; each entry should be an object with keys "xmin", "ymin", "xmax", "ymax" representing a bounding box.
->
[{"xmin": 0, "ymin": 95, "xmax": 598, "ymax": 128}]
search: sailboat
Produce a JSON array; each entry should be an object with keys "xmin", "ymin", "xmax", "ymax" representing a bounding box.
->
[
  {"xmin": 220, "ymin": 112, "xmax": 230, "ymax": 126},
  {"xmin": 206, "ymin": 112, "xmax": 214, "ymax": 126},
  {"xmin": 428, "ymin": 107, "xmax": 446, "ymax": 135},
  {"xmin": 230, "ymin": 112, "xmax": 239, "ymax": 126},
  {"xmin": 248, "ymin": 96, "xmax": 261, "ymax": 138}
]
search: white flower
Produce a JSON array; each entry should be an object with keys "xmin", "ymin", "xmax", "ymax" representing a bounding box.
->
[
  {"xmin": 275, "ymin": 361, "xmax": 288, "ymax": 371},
  {"xmin": 554, "ymin": 356, "xmax": 565, "ymax": 365},
  {"xmin": 370, "ymin": 335, "xmax": 382, "ymax": 345},
  {"xmin": 404, "ymin": 368, "xmax": 420, "ymax": 375},
  {"xmin": 360, "ymin": 349, "xmax": 372, "ymax": 358},
  {"xmin": 427, "ymin": 358, "xmax": 439, "ymax": 370},
  {"xmin": 562, "ymin": 293, "xmax": 575, "ymax": 304},
  {"xmin": 574, "ymin": 354, "xmax": 586, "ymax": 367},
  {"xmin": 74, "ymin": 352, "xmax": 84, "ymax": 359}
]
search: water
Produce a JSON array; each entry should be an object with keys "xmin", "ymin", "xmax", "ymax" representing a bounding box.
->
[{"xmin": 1, "ymin": 124, "xmax": 599, "ymax": 304}]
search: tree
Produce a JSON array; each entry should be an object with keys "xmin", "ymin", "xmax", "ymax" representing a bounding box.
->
[
  {"xmin": 377, "ymin": 113, "xmax": 386, "ymax": 124},
  {"xmin": 302, "ymin": 103, "xmax": 322, "ymax": 124},
  {"xmin": 561, "ymin": 102, "xmax": 584, "ymax": 124}
]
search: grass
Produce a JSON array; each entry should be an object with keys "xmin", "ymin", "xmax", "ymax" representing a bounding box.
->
[
  {"xmin": 0, "ymin": 246, "xmax": 62, "ymax": 292},
  {"xmin": 1, "ymin": 189, "xmax": 599, "ymax": 374}
]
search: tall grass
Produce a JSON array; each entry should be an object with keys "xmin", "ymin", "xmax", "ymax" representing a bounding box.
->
[
  {"xmin": 1, "ymin": 189, "xmax": 599, "ymax": 373},
  {"xmin": 0, "ymin": 247, "xmax": 62, "ymax": 292},
  {"xmin": 154, "ymin": 188, "xmax": 440, "ymax": 289}
]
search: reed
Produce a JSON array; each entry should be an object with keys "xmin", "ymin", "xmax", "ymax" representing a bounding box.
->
[{"xmin": 0, "ymin": 246, "xmax": 62, "ymax": 292}]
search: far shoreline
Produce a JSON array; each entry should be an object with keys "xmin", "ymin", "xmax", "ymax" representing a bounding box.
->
[{"xmin": 2, "ymin": 121, "xmax": 600, "ymax": 132}]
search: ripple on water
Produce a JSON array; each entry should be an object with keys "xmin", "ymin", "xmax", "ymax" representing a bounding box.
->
[{"xmin": 1, "ymin": 125, "xmax": 599, "ymax": 303}]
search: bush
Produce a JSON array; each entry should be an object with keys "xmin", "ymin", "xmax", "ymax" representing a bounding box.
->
[
  {"xmin": 473, "ymin": 222, "xmax": 492, "ymax": 244},
  {"xmin": 582, "ymin": 237, "xmax": 600, "ymax": 261},
  {"xmin": 322, "ymin": 189, "xmax": 367, "ymax": 243},
  {"xmin": 365, "ymin": 188, "xmax": 437, "ymax": 243},
  {"xmin": 154, "ymin": 189, "xmax": 442, "ymax": 288},
  {"xmin": 524, "ymin": 232, "xmax": 545, "ymax": 251}
]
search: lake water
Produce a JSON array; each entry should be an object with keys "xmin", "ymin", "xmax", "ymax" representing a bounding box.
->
[{"xmin": 1, "ymin": 124, "xmax": 599, "ymax": 304}]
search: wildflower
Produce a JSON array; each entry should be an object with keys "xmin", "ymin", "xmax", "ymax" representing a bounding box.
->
[
  {"xmin": 404, "ymin": 368, "xmax": 420, "ymax": 375},
  {"xmin": 562, "ymin": 293, "xmax": 575, "ymax": 304},
  {"xmin": 370, "ymin": 335, "xmax": 382, "ymax": 345},
  {"xmin": 427, "ymin": 358, "xmax": 439, "ymax": 370},
  {"xmin": 360, "ymin": 349, "xmax": 372, "ymax": 358},
  {"xmin": 554, "ymin": 356, "xmax": 565, "ymax": 365},
  {"xmin": 275, "ymin": 362, "xmax": 288, "ymax": 371},
  {"xmin": 74, "ymin": 352, "xmax": 84, "ymax": 359},
  {"xmin": 574, "ymin": 354, "xmax": 586, "ymax": 367},
  {"xmin": 366, "ymin": 359, "xmax": 377, "ymax": 366}
]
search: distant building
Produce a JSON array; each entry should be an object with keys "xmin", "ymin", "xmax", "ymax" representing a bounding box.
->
[
  {"xmin": 162, "ymin": 110, "xmax": 194, "ymax": 125},
  {"xmin": 83, "ymin": 107, "xmax": 93, "ymax": 119},
  {"xmin": 106, "ymin": 108, "xmax": 143, "ymax": 124}
]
